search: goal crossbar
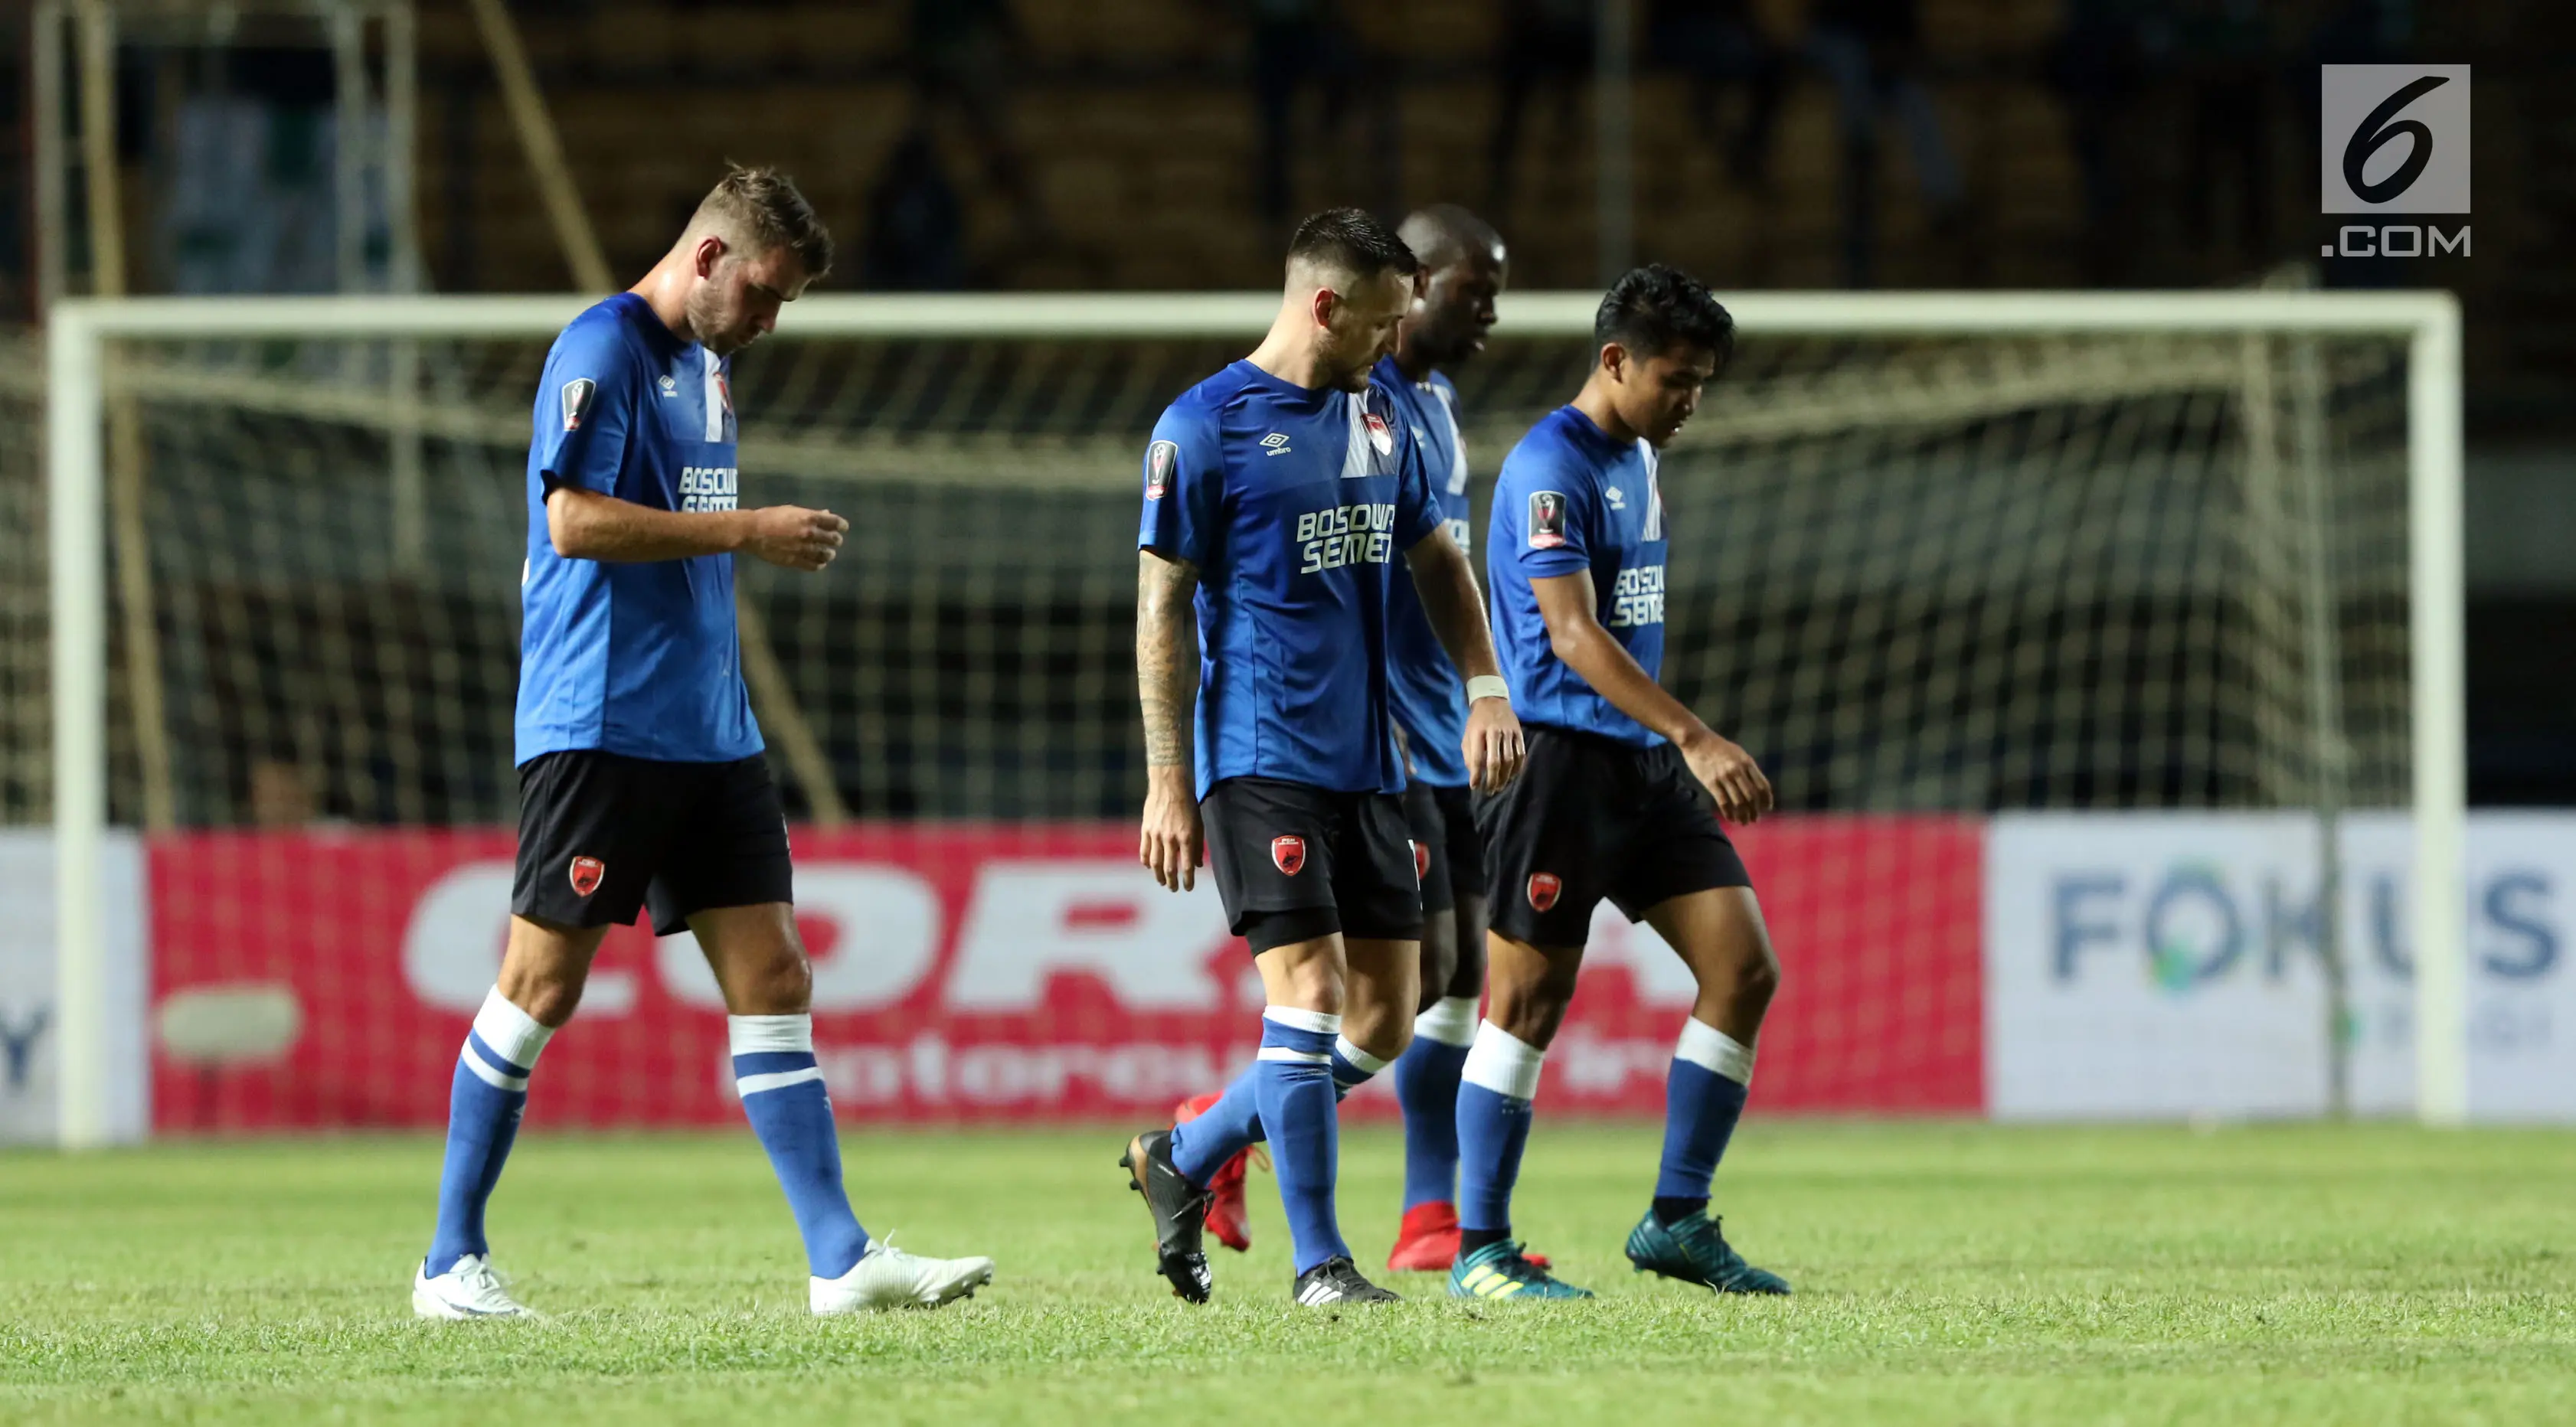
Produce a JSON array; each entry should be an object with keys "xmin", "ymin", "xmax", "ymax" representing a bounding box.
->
[{"xmin": 42, "ymin": 289, "xmax": 2466, "ymax": 1142}]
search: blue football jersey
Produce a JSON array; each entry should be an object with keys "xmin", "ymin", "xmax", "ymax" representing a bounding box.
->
[
  {"xmin": 1487, "ymin": 405, "xmax": 1669, "ymax": 747},
  {"xmin": 1138, "ymin": 360, "xmax": 1445, "ymax": 800},
  {"xmin": 514, "ymin": 292, "xmax": 761, "ymax": 766},
  {"xmin": 1372, "ymin": 356, "xmax": 1474, "ymax": 789}
]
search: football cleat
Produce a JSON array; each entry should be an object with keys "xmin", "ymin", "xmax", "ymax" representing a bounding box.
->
[
  {"xmin": 1625, "ymin": 1210, "xmax": 1791, "ymax": 1295},
  {"xmin": 1447, "ymin": 1239, "xmax": 1593, "ymax": 1300},
  {"xmin": 1387, "ymin": 1203, "xmax": 1551, "ymax": 1273},
  {"xmin": 1120, "ymin": 1127, "xmax": 1214, "ymax": 1303},
  {"xmin": 1172, "ymin": 1092, "xmax": 1255, "ymax": 1253},
  {"xmin": 412, "ymin": 1253, "xmax": 535, "ymax": 1320},
  {"xmin": 811, "ymin": 1236, "xmax": 995, "ymax": 1314},
  {"xmin": 1293, "ymin": 1256, "xmax": 1402, "ymax": 1307}
]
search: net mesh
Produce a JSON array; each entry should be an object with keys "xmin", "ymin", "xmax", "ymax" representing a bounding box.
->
[{"xmin": 0, "ymin": 311, "xmax": 2416, "ymax": 1130}]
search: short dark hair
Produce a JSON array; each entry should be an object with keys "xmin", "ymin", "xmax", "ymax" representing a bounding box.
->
[
  {"xmin": 695, "ymin": 165, "xmax": 833, "ymax": 281},
  {"xmin": 1286, "ymin": 207, "xmax": 1419, "ymax": 282},
  {"xmin": 1594, "ymin": 263, "xmax": 1734, "ymax": 364}
]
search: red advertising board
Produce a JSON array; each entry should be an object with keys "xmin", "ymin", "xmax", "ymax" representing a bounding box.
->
[{"xmin": 148, "ymin": 818, "xmax": 1982, "ymax": 1131}]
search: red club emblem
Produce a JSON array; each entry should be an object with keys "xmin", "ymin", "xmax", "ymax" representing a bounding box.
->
[
  {"xmin": 1412, "ymin": 840, "xmax": 1430, "ymax": 883},
  {"xmin": 1527, "ymin": 871, "xmax": 1562, "ymax": 913},
  {"xmin": 568, "ymin": 856, "xmax": 606, "ymax": 897},
  {"xmin": 1271, "ymin": 835, "xmax": 1306, "ymax": 877},
  {"xmin": 1364, "ymin": 410, "xmax": 1394, "ymax": 456}
]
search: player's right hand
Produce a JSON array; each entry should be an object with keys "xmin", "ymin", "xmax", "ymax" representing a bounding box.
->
[
  {"xmin": 741, "ymin": 505, "xmax": 848, "ymax": 572},
  {"xmin": 1139, "ymin": 776, "xmax": 1205, "ymax": 892},
  {"xmin": 1680, "ymin": 729, "xmax": 1773, "ymax": 826}
]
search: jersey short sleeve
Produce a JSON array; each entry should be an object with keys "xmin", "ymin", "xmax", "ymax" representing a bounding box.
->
[
  {"xmin": 534, "ymin": 318, "xmax": 640, "ymax": 497},
  {"xmin": 1392, "ymin": 410, "xmax": 1447, "ymax": 550},
  {"xmin": 1496, "ymin": 436, "xmax": 1594, "ymax": 579},
  {"xmin": 1138, "ymin": 401, "xmax": 1225, "ymax": 567}
]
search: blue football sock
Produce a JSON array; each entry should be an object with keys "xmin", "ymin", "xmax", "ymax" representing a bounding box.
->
[
  {"xmin": 1329, "ymin": 1034, "xmax": 1389, "ymax": 1099},
  {"xmin": 1171, "ymin": 1066, "xmax": 1267, "ymax": 1185},
  {"xmin": 1394, "ymin": 997, "xmax": 1476, "ymax": 1210},
  {"xmin": 732, "ymin": 1014, "xmax": 869, "ymax": 1279},
  {"xmin": 1654, "ymin": 1018, "xmax": 1755, "ymax": 1206},
  {"xmin": 426, "ymin": 988, "xmax": 554, "ymax": 1272},
  {"xmin": 1455, "ymin": 1020, "xmax": 1545, "ymax": 1236},
  {"xmin": 1253, "ymin": 1007, "xmax": 1349, "ymax": 1274}
]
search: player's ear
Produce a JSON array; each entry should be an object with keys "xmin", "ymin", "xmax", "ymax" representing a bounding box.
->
[
  {"xmin": 1600, "ymin": 341, "xmax": 1629, "ymax": 383},
  {"xmin": 1309, "ymin": 286, "xmax": 1340, "ymax": 331},
  {"xmin": 692, "ymin": 233, "xmax": 727, "ymax": 279}
]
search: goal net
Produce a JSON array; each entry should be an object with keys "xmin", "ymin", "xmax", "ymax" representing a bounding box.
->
[{"xmin": 12, "ymin": 292, "xmax": 2462, "ymax": 1143}]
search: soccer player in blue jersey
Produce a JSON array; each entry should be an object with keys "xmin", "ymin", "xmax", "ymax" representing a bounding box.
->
[
  {"xmin": 412, "ymin": 168, "xmax": 993, "ymax": 1319},
  {"xmin": 1448, "ymin": 264, "xmax": 1791, "ymax": 1301},
  {"xmin": 1120, "ymin": 209, "xmax": 1526, "ymax": 1308}
]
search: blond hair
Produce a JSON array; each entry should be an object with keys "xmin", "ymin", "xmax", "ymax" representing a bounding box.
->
[{"xmin": 691, "ymin": 165, "xmax": 833, "ymax": 280}]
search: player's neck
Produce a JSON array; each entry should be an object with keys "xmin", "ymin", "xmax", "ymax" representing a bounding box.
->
[
  {"xmin": 630, "ymin": 256, "xmax": 700, "ymax": 347},
  {"xmin": 1244, "ymin": 316, "xmax": 1338, "ymax": 393},
  {"xmin": 1572, "ymin": 376, "xmax": 1642, "ymax": 446},
  {"xmin": 1388, "ymin": 338, "xmax": 1437, "ymax": 385}
]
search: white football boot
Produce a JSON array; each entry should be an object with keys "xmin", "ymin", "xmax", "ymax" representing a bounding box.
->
[
  {"xmin": 810, "ymin": 1237, "xmax": 995, "ymax": 1314},
  {"xmin": 413, "ymin": 1253, "xmax": 536, "ymax": 1319}
]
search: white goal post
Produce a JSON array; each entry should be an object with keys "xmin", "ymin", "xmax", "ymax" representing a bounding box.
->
[{"xmin": 42, "ymin": 289, "xmax": 2465, "ymax": 1143}]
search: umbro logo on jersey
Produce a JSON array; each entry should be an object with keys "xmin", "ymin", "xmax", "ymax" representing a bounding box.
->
[
  {"xmin": 561, "ymin": 377, "xmax": 596, "ymax": 432},
  {"xmin": 568, "ymin": 856, "xmax": 606, "ymax": 897},
  {"xmin": 1271, "ymin": 835, "xmax": 1306, "ymax": 876},
  {"xmin": 1260, "ymin": 433, "xmax": 1293, "ymax": 457},
  {"xmin": 1364, "ymin": 411, "xmax": 1394, "ymax": 457},
  {"xmin": 1146, "ymin": 440, "xmax": 1178, "ymax": 499},
  {"xmin": 1606, "ymin": 487, "xmax": 1628, "ymax": 511},
  {"xmin": 658, "ymin": 375, "xmax": 678, "ymax": 397},
  {"xmin": 1527, "ymin": 871, "xmax": 1563, "ymax": 912}
]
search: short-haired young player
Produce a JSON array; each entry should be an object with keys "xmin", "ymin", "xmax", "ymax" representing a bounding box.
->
[
  {"xmin": 1168, "ymin": 204, "xmax": 1531, "ymax": 1274},
  {"xmin": 1448, "ymin": 264, "xmax": 1791, "ymax": 1301},
  {"xmin": 413, "ymin": 168, "xmax": 994, "ymax": 1319},
  {"xmin": 1123, "ymin": 208, "xmax": 1525, "ymax": 1308}
]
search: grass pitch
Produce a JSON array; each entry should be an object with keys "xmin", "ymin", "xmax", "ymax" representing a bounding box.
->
[{"xmin": 5, "ymin": 1122, "xmax": 2573, "ymax": 1425}]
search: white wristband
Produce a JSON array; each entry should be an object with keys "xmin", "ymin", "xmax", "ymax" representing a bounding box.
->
[{"xmin": 1466, "ymin": 675, "xmax": 1511, "ymax": 704}]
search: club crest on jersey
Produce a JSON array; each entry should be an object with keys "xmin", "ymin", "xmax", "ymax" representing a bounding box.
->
[
  {"xmin": 1146, "ymin": 439, "xmax": 1178, "ymax": 500},
  {"xmin": 568, "ymin": 856, "xmax": 606, "ymax": 897},
  {"xmin": 1364, "ymin": 410, "xmax": 1394, "ymax": 457},
  {"xmin": 561, "ymin": 377, "xmax": 597, "ymax": 432},
  {"xmin": 1529, "ymin": 491, "xmax": 1569, "ymax": 550},
  {"xmin": 715, "ymin": 370, "xmax": 734, "ymax": 414},
  {"xmin": 1271, "ymin": 835, "xmax": 1306, "ymax": 877},
  {"xmin": 1412, "ymin": 839, "xmax": 1429, "ymax": 883},
  {"xmin": 1527, "ymin": 871, "xmax": 1563, "ymax": 912}
]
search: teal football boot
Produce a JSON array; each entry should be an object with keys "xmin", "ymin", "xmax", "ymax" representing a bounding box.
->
[
  {"xmin": 1624, "ymin": 1210, "xmax": 1790, "ymax": 1295},
  {"xmin": 1447, "ymin": 1239, "xmax": 1594, "ymax": 1300}
]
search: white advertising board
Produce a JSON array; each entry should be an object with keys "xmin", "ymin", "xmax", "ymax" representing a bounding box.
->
[{"xmin": 0, "ymin": 829, "xmax": 151, "ymax": 1143}]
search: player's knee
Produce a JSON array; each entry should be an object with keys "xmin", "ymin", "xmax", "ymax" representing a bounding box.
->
[
  {"xmin": 508, "ymin": 975, "xmax": 584, "ymax": 1030},
  {"xmin": 1721, "ymin": 941, "xmax": 1780, "ymax": 1011},
  {"xmin": 741, "ymin": 949, "xmax": 812, "ymax": 1015}
]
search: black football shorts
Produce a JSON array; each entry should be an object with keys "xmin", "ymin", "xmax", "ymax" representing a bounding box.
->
[
  {"xmin": 1203, "ymin": 776, "xmax": 1424, "ymax": 954},
  {"xmin": 512, "ymin": 749, "xmax": 794, "ymax": 937},
  {"xmin": 1475, "ymin": 724, "xmax": 1751, "ymax": 948}
]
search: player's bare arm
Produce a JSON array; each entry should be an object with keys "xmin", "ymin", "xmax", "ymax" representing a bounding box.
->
[
  {"xmin": 544, "ymin": 488, "xmax": 847, "ymax": 570},
  {"xmin": 1528, "ymin": 568, "xmax": 1772, "ymax": 825},
  {"xmin": 1136, "ymin": 547, "xmax": 1205, "ymax": 891},
  {"xmin": 1402, "ymin": 526, "xmax": 1525, "ymax": 793}
]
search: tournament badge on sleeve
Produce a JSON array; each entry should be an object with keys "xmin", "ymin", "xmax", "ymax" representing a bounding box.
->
[
  {"xmin": 1528, "ymin": 491, "xmax": 1569, "ymax": 550},
  {"xmin": 561, "ymin": 377, "xmax": 596, "ymax": 432},
  {"xmin": 1146, "ymin": 439, "xmax": 1177, "ymax": 500}
]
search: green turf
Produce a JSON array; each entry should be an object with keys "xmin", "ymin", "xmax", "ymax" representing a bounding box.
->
[{"xmin": 5, "ymin": 1122, "xmax": 2574, "ymax": 1425}]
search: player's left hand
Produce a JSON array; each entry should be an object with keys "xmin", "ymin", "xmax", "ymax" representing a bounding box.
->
[{"xmin": 1463, "ymin": 698, "xmax": 1526, "ymax": 794}]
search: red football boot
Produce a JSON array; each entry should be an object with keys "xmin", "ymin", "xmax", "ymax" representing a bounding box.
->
[
  {"xmin": 1172, "ymin": 1092, "xmax": 1254, "ymax": 1253},
  {"xmin": 1386, "ymin": 1201, "xmax": 1551, "ymax": 1272}
]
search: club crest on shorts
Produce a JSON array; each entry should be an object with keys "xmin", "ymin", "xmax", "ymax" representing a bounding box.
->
[
  {"xmin": 1527, "ymin": 870, "xmax": 1563, "ymax": 912},
  {"xmin": 1271, "ymin": 835, "xmax": 1306, "ymax": 877},
  {"xmin": 1529, "ymin": 491, "xmax": 1569, "ymax": 550},
  {"xmin": 1364, "ymin": 410, "xmax": 1394, "ymax": 457},
  {"xmin": 568, "ymin": 855, "xmax": 606, "ymax": 897},
  {"xmin": 1146, "ymin": 439, "xmax": 1178, "ymax": 500},
  {"xmin": 561, "ymin": 377, "xmax": 597, "ymax": 432},
  {"xmin": 1412, "ymin": 839, "xmax": 1429, "ymax": 883}
]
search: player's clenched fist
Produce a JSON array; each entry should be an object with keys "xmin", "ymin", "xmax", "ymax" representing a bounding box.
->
[
  {"xmin": 741, "ymin": 505, "xmax": 847, "ymax": 571},
  {"xmin": 1138, "ymin": 776, "xmax": 1205, "ymax": 892},
  {"xmin": 1463, "ymin": 698, "xmax": 1526, "ymax": 794},
  {"xmin": 1679, "ymin": 728, "xmax": 1773, "ymax": 826}
]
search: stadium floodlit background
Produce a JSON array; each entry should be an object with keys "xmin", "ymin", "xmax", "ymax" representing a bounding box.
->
[{"xmin": 5, "ymin": 4, "xmax": 2575, "ymax": 1424}]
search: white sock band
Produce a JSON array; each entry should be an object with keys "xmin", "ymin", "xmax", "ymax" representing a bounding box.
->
[
  {"xmin": 1261, "ymin": 1006, "xmax": 1342, "ymax": 1036},
  {"xmin": 1461, "ymin": 1020, "xmax": 1546, "ymax": 1102},
  {"xmin": 1675, "ymin": 1017, "xmax": 1755, "ymax": 1086},
  {"xmin": 471, "ymin": 988, "xmax": 553, "ymax": 1069},
  {"xmin": 1332, "ymin": 1035, "xmax": 1391, "ymax": 1076},
  {"xmin": 729, "ymin": 1013, "xmax": 816, "ymax": 1056},
  {"xmin": 1413, "ymin": 995, "xmax": 1478, "ymax": 1047}
]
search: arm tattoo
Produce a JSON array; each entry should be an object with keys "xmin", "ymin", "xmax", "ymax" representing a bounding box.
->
[{"xmin": 1136, "ymin": 551, "xmax": 1201, "ymax": 769}]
